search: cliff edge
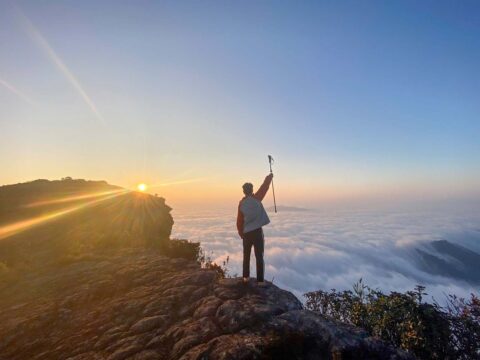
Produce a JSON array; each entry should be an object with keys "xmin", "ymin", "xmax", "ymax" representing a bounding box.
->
[{"xmin": 0, "ymin": 251, "xmax": 412, "ymax": 360}]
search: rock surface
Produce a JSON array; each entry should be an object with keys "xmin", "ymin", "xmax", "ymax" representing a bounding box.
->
[{"xmin": 0, "ymin": 251, "xmax": 413, "ymax": 359}]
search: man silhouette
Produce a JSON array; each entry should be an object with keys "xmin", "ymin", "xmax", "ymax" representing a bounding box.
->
[{"xmin": 236, "ymin": 173, "xmax": 273, "ymax": 285}]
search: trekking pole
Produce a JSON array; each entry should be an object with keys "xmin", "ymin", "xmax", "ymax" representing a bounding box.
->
[{"xmin": 268, "ymin": 155, "xmax": 277, "ymax": 213}]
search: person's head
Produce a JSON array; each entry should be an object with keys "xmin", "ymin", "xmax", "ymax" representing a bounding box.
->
[{"xmin": 242, "ymin": 182, "xmax": 253, "ymax": 196}]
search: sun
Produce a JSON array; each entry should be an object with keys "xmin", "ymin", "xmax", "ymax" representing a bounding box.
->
[{"xmin": 137, "ymin": 183, "xmax": 147, "ymax": 192}]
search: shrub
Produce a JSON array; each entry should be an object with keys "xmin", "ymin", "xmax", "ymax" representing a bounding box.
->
[
  {"xmin": 304, "ymin": 280, "xmax": 479, "ymax": 359},
  {"xmin": 160, "ymin": 239, "xmax": 230, "ymax": 279},
  {"xmin": 161, "ymin": 239, "xmax": 201, "ymax": 262},
  {"xmin": 443, "ymin": 293, "xmax": 480, "ymax": 359},
  {"xmin": 200, "ymin": 252, "xmax": 230, "ymax": 279}
]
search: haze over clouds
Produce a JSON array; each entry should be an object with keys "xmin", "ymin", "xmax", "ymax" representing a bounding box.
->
[{"xmin": 172, "ymin": 203, "xmax": 480, "ymax": 302}]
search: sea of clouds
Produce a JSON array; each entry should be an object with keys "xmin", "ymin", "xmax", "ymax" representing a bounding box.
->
[{"xmin": 171, "ymin": 203, "xmax": 480, "ymax": 303}]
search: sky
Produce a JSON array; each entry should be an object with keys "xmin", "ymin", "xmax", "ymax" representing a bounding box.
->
[{"xmin": 1, "ymin": 1, "xmax": 479, "ymax": 208}]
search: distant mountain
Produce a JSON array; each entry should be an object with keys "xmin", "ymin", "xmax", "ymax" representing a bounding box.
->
[
  {"xmin": 415, "ymin": 240, "xmax": 480, "ymax": 284},
  {"xmin": 0, "ymin": 178, "xmax": 173, "ymax": 270},
  {"xmin": 266, "ymin": 205, "xmax": 311, "ymax": 212}
]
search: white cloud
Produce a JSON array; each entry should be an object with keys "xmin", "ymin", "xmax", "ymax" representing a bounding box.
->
[{"xmin": 171, "ymin": 205, "xmax": 480, "ymax": 303}]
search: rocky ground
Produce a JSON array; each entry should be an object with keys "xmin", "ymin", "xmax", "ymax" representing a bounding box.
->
[{"xmin": 0, "ymin": 251, "xmax": 413, "ymax": 359}]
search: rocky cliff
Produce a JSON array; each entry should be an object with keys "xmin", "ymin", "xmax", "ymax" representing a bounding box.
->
[{"xmin": 0, "ymin": 250, "xmax": 412, "ymax": 360}]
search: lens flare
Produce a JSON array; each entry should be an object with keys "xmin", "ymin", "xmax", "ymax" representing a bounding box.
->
[
  {"xmin": 15, "ymin": 5, "xmax": 106, "ymax": 125},
  {"xmin": 0, "ymin": 77, "xmax": 35, "ymax": 105},
  {"xmin": 0, "ymin": 190, "xmax": 128, "ymax": 241},
  {"xmin": 24, "ymin": 189, "xmax": 124, "ymax": 208},
  {"xmin": 137, "ymin": 183, "xmax": 147, "ymax": 192}
]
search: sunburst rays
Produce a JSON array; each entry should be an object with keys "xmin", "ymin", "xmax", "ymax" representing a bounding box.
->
[
  {"xmin": 24, "ymin": 189, "xmax": 125, "ymax": 208},
  {"xmin": 0, "ymin": 190, "xmax": 128, "ymax": 241}
]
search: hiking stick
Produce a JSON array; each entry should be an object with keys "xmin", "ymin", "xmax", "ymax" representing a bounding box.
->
[{"xmin": 268, "ymin": 155, "xmax": 277, "ymax": 213}]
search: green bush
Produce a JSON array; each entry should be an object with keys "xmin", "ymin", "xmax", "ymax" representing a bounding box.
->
[
  {"xmin": 304, "ymin": 280, "xmax": 479, "ymax": 359},
  {"xmin": 161, "ymin": 239, "xmax": 201, "ymax": 262},
  {"xmin": 160, "ymin": 239, "xmax": 230, "ymax": 279},
  {"xmin": 200, "ymin": 252, "xmax": 230, "ymax": 279},
  {"xmin": 444, "ymin": 293, "xmax": 480, "ymax": 359}
]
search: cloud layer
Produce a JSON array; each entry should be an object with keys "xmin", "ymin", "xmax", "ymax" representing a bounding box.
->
[{"xmin": 171, "ymin": 204, "xmax": 480, "ymax": 303}]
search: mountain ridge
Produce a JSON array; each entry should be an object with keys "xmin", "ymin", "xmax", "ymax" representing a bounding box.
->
[{"xmin": 415, "ymin": 239, "xmax": 480, "ymax": 285}]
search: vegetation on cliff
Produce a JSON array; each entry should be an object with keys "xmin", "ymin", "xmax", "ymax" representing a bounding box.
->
[{"xmin": 305, "ymin": 280, "xmax": 480, "ymax": 359}]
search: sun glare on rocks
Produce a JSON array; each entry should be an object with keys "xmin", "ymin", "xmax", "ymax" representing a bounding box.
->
[{"xmin": 137, "ymin": 183, "xmax": 147, "ymax": 192}]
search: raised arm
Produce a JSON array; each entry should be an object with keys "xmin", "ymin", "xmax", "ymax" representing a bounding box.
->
[
  {"xmin": 254, "ymin": 173, "xmax": 273, "ymax": 201},
  {"xmin": 236, "ymin": 202, "xmax": 244, "ymax": 238}
]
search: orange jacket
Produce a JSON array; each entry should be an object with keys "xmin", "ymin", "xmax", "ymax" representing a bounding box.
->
[{"xmin": 237, "ymin": 174, "xmax": 273, "ymax": 238}]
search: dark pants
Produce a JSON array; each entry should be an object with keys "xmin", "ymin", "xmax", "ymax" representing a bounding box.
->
[{"xmin": 242, "ymin": 227, "xmax": 264, "ymax": 282}]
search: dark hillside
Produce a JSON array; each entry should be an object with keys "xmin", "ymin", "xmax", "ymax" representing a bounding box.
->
[
  {"xmin": 0, "ymin": 179, "xmax": 173, "ymax": 271},
  {"xmin": 415, "ymin": 239, "xmax": 480, "ymax": 284}
]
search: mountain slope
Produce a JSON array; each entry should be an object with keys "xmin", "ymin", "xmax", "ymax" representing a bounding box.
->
[
  {"xmin": 415, "ymin": 239, "xmax": 480, "ymax": 284},
  {"xmin": 0, "ymin": 179, "xmax": 173, "ymax": 271}
]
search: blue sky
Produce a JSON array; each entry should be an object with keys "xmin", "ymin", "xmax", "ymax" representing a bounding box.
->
[{"xmin": 1, "ymin": 1, "xmax": 479, "ymax": 206}]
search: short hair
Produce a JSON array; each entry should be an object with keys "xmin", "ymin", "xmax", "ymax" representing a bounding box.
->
[{"xmin": 242, "ymin": 182, "xmax": 253, "ymax": 195}]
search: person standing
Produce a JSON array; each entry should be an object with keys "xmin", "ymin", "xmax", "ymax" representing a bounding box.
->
[{"xmin": 236, "ymin": 173, "xmax": 273, "ymax": 285}]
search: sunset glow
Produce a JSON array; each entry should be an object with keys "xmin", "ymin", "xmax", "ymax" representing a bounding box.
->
[
  {"xmin": 0, "ymin": 190, "xmax": 127, "ymax": 240},
  {"xmin": 24, "ymin": 189, "xmax": 125, "ymax": 208},
  {"xmin": 0, "ymin": 1, "xmax": 479, "ymax": 208}
]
